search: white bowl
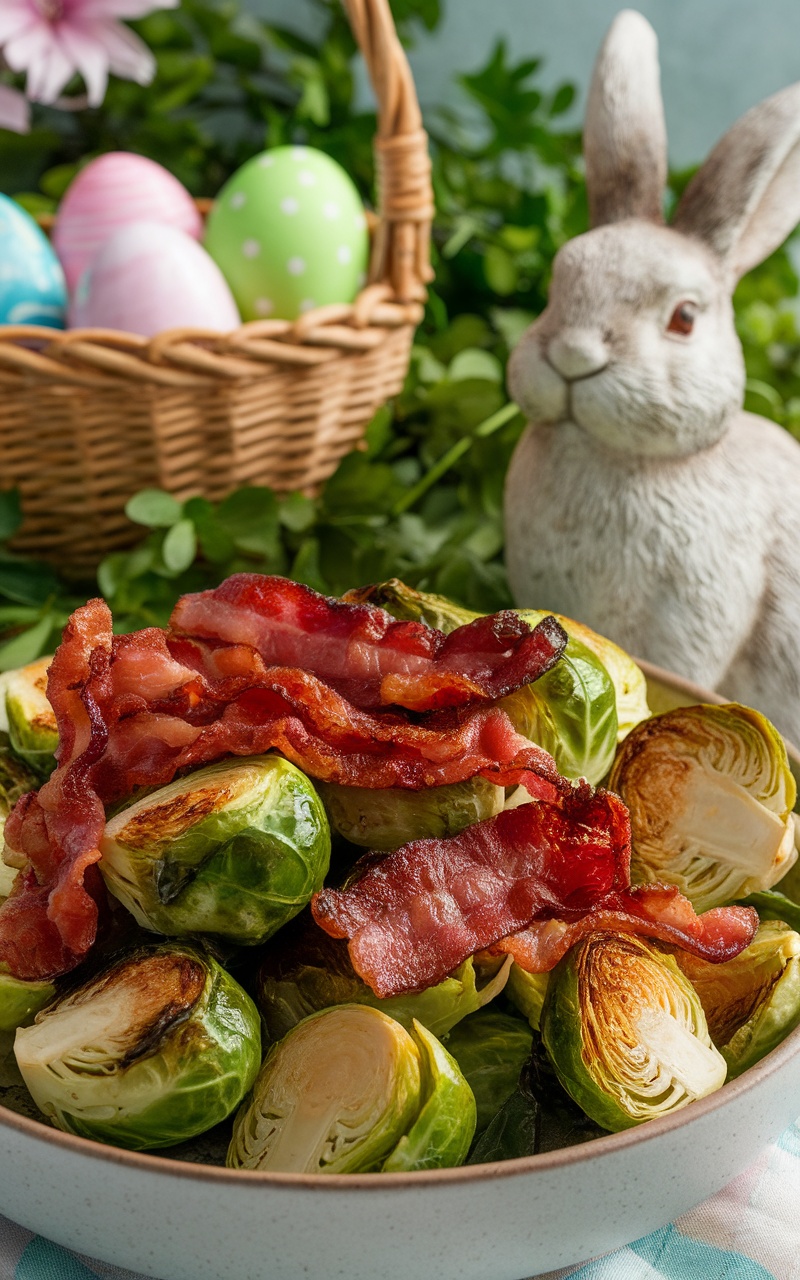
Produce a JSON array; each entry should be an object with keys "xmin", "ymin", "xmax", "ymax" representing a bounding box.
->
[{"xmin": 1, "ymin": 663, "xmax": 798, "ymax": 1280}]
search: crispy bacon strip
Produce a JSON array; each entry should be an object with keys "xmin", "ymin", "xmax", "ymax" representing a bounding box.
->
[
  {"xmin": 170, "ymin": 574, "xmax": 567, "ymax": 711},
  {"xmin": 311, "ymin": 790, "xmax": 634, "ymax": 996},
  {"xmin": 311, "ymin": 802, "xmax": 759, "ymax": 997},
  {"xmin": 493, "ymin": 886, "xmax": 759, "ymax": 972},
  {"xmin": 0, "ymin": 595, "xmax": 566, "ymax": 980}
]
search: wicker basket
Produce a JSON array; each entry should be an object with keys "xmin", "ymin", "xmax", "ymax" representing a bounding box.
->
[{"xmin": 0, "ymin": 0, "xmax": 433, "ymax": 576}]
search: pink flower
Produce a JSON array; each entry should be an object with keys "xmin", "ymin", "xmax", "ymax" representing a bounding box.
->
[
  {"xmin": 0, "ymin": 0, "xmax": 178, "ymax": 109},
  {"xmin": 0, "ymin": 84, "xmax": 30, "ymax": 133}
]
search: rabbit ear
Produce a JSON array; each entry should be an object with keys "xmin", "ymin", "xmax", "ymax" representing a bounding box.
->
[
  {"xmin": 584, "ymin": 10, "xmax": 667, "ymax": 227},
  {"xmin": 674, "ymin": 83, "xmax": 800, "ymax": 280}
]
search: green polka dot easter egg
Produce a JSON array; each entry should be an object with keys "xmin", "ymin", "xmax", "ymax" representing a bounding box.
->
[{"xmin": 204, "ymin": 147, "xmax": 369, "ymax": 322}]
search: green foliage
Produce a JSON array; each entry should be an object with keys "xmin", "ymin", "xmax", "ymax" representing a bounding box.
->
[{"xmin": 0, "ymin": 0, "xmax": 798, "ymax": 655}]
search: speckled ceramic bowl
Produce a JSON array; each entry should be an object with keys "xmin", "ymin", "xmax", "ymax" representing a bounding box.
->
[{"xmin": 1, "ymin": 664, "xmax": 799, "ymax": 1280}]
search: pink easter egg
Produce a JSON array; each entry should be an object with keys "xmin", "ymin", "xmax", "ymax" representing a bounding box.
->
[
  {"xmin": 54, "ymin": 153, "xmax": 203, "ymax": 292},
  {"xmin": 69, "ymin": 222, "xmax": 241, "ymax": 337}
]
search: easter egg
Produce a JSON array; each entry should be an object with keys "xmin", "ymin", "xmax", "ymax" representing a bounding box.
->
[
  {"xmin": 70, "ymin": 222, "xmax": 241, "ymax": 338},
  {"xmin": 0, "ymin": 196, "xmax": 66, "ymax": 329},
  {"xmin": 204, "ymin": 146, "xmax": 369, "ymax": 322},
  {"xmin": 54, "ymin": 153, "xmax": 202, "ymax": 292}
]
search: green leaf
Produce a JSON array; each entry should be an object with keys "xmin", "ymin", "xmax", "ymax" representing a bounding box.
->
[
  {"xmin": 483, "ymin": 245, "xmax": 518, "ymax": 296},
  {"xmin": 448, "ymin": 349, "xmax": 503, "ymax": 383},
  {"xmin": 549, "ymin": 83, "xmax": 576, "ymax": 116},
  {"xmin": 290, "ymin": 538, "xmax": 327, "ymax": 593},
  {"xmin": 490, "ymin": 308, "xmax": 537, "ymax": 350},
  {"xmin": 39, "ymin": 162, "xmax": 81, "ymax": 200},
  {"xmin": 216, "ymin": 488, "xmax": 281, "ymax": 559},
  {"xmin": 0, "ymin": 557, "xmax": 60, "ymax": 608},
  {"xmin": 125, "ymin": 490, "xmax": 183, "ymax": 529},
  {"xmin": 0, "ymin": 615, "xmax": 54, "ymax": 672},
  {"xmin": 466, "ymin": 1087, "xmax": 538, "ymax": 1163},
  {"xmin": 0, "ymin": 606, "xmax": 41, "ymax": 626},
  {"xmin": 161, "ymin": 519, "xmax": 198, "ymax": 573},
  {"xmin": 278, "ymin": 493, "xmax": 317, "ymax": 534},
  {"xmin": 0, "ymin": 491, "xmax": 22, "ymax": 542}
]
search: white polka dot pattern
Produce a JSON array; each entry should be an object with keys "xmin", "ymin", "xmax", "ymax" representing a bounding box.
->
[{"xmin": 204, "ymin": 145, "xmax": 369, "ymax": 322}]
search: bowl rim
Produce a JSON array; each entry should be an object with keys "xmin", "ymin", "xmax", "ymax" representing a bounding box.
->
[{"xmin": 2, "ymin": 659, "xmax": 798, "ymax": 1192}]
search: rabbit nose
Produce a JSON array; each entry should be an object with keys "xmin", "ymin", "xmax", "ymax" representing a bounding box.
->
[{"xmin": 547, "ymin": 329, "xmax": 609, "ymax": 380}]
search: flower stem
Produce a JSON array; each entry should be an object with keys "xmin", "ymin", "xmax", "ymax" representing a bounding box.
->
[{"xmin": 391, "ymin": 402, "xmax": 522, "ymax": 516}]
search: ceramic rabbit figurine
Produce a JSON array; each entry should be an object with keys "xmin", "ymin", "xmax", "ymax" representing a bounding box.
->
[{"xmin": 504, "ymin": 9, "xmax": 800, "ymax": 742}]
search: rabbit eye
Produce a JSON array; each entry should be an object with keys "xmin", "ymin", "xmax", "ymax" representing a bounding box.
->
[{"xmin": 667, "ymin": 302, "xmax": 698, "ymax": 336}]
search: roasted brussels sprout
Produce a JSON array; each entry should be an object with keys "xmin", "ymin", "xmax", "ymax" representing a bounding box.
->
[
  {"xmin": 0, "ymin": 741, "xmax": 41, "ymax": 899},
  {"xmin": 4, "ymin": 657, "xmax": 58, "ymax": 777},
  {"xmin": 547, "ymin": 615, "xmax": 650, "ymax": 742},
  {"xmin": 382, "ymin": 1020, "xmax": 477, "ymax": 1171},
  {"xmin": 0, "ymin": 971, "xmax": 55, "ymax": 1032},
  {"xmin": 499, "ymin": 625, "xmax": 617, "ymax": 784},
  {"xmin": 100, "ymin": 755, "xmax": 330, "ymax": 946},
  {"xmin": 15, "ymin": 943, "xmax": 261, "ymax": 1150},
  {"xmin": 227, "ymin": 1004, "xmax": 475, "ymax": 1174},
  {"xmin": 342, "ymin": 580, "xmax": 472, "ymax": 633},
  {"xmin": 609, "ymin": 704, "xmax": 798, "ymax": 913},
  {"xmin": 256, "ymin": 912, "xmax": 510, "ymax": 1041},
  {"xmin": 317, "ymin": 776, "xmax": 504, "ymax": 850},
  {"xmin": 505, "ymin": 964, "xmax": 550, "ymax": 1031},
  {"xmin": 443, "ymin": 1009, "xmax": 534, "ymax": 1135},
  {"xmin": 674, "ymin": 921, "xmax": 800, "ymax": 1079},
  {"xmin": 346, "ymin": 580, "xmax": 621, "ymax": 785},
  {"xmin": 541, "ymin": 932, "xmax": 727, "ymax": 1131}
]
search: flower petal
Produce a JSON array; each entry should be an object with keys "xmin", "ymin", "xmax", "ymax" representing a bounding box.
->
[
  {"xmin": 57, "ymin": 22, "xmax": 109, "ymax": 105},
  {"xmin": 0, "ymin": 1, "xmax": 38, "ymax": 47},
  {"xmin": 78, "ymin": 0, "xmax": 179, "ymax": 17},
  {"xmin": 23, "ymin": 35, "xmax": 75, "ymax": 105},
  {"xmin": 0, "ymin": 85, "xmax": 30, "ymax": 134},
  {"xmin": 78, "ymin": 18, "xmax": 155, "ymax": 86}
]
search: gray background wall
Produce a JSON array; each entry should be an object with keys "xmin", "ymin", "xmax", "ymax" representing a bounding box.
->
[{"xmin": 252, "ymin": 0, "xmax": 800, "ymax": 166}]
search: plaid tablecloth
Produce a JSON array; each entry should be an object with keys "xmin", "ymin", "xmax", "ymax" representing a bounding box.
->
[{"xmin": 2, "ymin": 1121, "xmax": 799, "ymax": 1280}]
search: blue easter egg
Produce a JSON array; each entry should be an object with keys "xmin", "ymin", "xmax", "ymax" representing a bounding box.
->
[{"xmin": 0, "ymin": 195, "xmax": 67, "ymax": 329}]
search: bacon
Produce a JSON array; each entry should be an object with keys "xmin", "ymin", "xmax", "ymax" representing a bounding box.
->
[
  {"xmin": 0, "ymin": 588, "xmax": 567, "ymax": 980},
  {"xmin": 170, "ymin": 574, "xmax": 567, "ymax": 711},
  {"xmin": 311, "ymin": 789, "xmax": 634, "ymax": 996},
  {"xmin": 494, "ymin": 886, "xmax": 759, "ymax": 972},
  {"xmin": 0, "ymin": 601, "xmax": 112, "ymax": 979}
]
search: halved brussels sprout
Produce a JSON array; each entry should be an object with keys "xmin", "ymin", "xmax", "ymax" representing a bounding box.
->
[
  {"xmin": 15, "ymin": 942, "xmax": 260, "ymax": 1150},
  {"xmin": 505, "ymin": 964, "xmax": 550, "ymax": 1031},
  {"xmin": 100, "ymin": 755, "xmax": 330, "ymax": 946},
  {"xmin": 346, "ymin": 580, "xmax": 620, "ymax": 785},
  {"xmin": 317, "ymin": 776, "xmax": 504, "ymax": 850},
  {"xmin": 0, "ymin": 971, "xmax": 55, "ymax": 1032},
  {"xmin": 674, "ymin": 921, "xmax": 800, "ymax": 1079},
  {"xmin": 541, "ymin": 932, "xmax": 727, "ymax": 1132},
  {"xmin": 443, "ymin": 1009, "xmax": 533, "ymax": 1135},
  {"xmin": 5, "ymin": 657, "xmax": 58, "ymax": 777},
  {"xmin": 609, "ymin": 704, "xmax": 798, "ymax": 913},
  {"xmin": 256, "ymin": 912, "xmax": 510, "ymax": 1042},
  {"xmin": 227, "ymin": 1004, "xmax": 475, "ymax": 1174},
  {"xmin": 382, "ymin": 1020, "xmax": 477, "ymax": 1171}
]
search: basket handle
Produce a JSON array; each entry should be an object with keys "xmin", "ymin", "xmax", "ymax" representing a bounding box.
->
[{"xmin": 343, "ymin": 0, "xmax": 434, "ymax": 302}]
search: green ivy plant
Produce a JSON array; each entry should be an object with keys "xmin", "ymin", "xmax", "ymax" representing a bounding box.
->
[{"xmin": 0, "ymin": 0, "xmax": 798, "ymax": 667}]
